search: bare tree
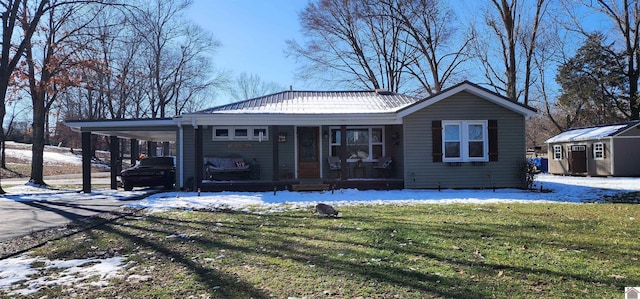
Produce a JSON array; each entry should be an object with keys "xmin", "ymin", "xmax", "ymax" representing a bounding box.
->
[
  {"xmin": 587, "ymin": 0, "xmax": 640, "ymax": 120},
  {"xmin": 131, "ymin": 0, "xmax": 220, "ymax": 118},
  {"xmin": 229, "ymin": 72, "xmax": 284, "ymax": 101},
  {"xmin": 472, "ymin": 0, "xmax": 549, "ymax": 103},
  {"xmin": 380, "ymin": 0, "xmax": 473, "ymax": 96},
  {"xmin": 20, "ymin": 1, "xmax": 109, "ymax": 185},
  {"xmin": 287, "ymin": 0, "xmax": 413, "ymax": 93},
  {"xmin": 0, "ymin": 0, "xmax": 51, "ymax": 193}
]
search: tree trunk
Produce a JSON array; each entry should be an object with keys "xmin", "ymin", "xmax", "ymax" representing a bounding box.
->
[
  {"xmin": 0, "ymin": 77, "xmax": 8, "ymax": 194},
  {"xmin": 30, "ymin": 97, "xmax": 47, "ymax": 185}
]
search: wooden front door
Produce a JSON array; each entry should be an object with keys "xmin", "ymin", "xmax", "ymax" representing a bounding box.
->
[
  {"xmin": 297, "ymin": 127, "xmax": 320, "ymax": 179},
  {"xmin": 568, "ymin": 145, "xmax": 587, "ymax": 174}
]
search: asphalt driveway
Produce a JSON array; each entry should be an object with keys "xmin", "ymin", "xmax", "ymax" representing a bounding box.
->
[{"xmin": 0, "ymin": 195, "xmax": 130, "ymax": 242}]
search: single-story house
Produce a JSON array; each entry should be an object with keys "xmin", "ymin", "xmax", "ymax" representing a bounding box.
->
[
  {"xmin": 545, "ymin": 121, "xmax": 640, "ymax": 177},
  {"xmin": 65, "ymin": 81, "xmax": 537, "ymax": 192}
]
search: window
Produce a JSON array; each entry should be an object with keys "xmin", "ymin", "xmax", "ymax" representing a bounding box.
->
[
  {"xmin": 214, "ymin": 128, "xmax": 229, "ymax": 139},
  {"xmin": 593, "ymin": 142, "xmax": 604, "ymax": 160},
  {"xmin": 234, "ymin": 128, "xmax": 248, "ymax": 138},
  {"xmin": 553, "ymin": 145, "xmax": 562, "ymax": 160},
  {"xmin": 442, "ymin": 120, "xmax": 488, "ymax": 162},
  {"xmin": 213, "ymin": 126, "xmax": 268, "ymax": 141},
  {"xmin": 329, "ymin": 127, "xmax": 384, "ymax": 161}
]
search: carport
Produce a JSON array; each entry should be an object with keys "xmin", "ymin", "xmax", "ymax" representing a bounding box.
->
[{"xmin": 64, "ymin": 118, "xmax": 178, "ymax": 193}]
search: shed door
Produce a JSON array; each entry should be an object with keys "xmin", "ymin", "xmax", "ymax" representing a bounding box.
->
[
  {"xmin": 297, "ymin": 127, "xmax": 320, "ymax": 179},
  {"xmin": 569, "ymin": 145, "xmax": 587, "ymax": 174}
]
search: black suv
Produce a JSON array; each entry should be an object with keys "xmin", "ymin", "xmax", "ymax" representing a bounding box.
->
[{"xmin": 120, "ymin": 157, "xmax": 175, "ymax": 191}]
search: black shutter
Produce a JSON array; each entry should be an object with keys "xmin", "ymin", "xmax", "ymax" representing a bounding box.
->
[
  {"xmin": 432, "ymin": 120, "xmax": 443, "ymax": 162},
  {"xmin": 488, "ymin": 120, "xmax": 498, "ymax": 161}
]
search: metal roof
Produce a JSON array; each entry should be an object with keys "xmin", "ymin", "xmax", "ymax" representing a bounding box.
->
[
  {"xmin": 546, "ymin": 121, "xmax": 640, "ymax": 143},
  {"xmin": 191, "ymin": 90, "xmax": 420, "ymax": 114}
]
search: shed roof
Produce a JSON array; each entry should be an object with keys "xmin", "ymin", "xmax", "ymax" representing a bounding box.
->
[
  {"xmin": 191, "ymin": 90, "xmax": 420, "ymax": 114},
  {"xmin": 545, "ymin": 121, "xmax": 640, "ymax": 143}
]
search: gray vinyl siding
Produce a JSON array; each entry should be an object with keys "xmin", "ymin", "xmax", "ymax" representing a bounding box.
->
[
  {"xmin": 612, "ymin": 138, "xmax": 640, "ymax": 176},
  {"xmin": 277, "ymin": 126, "xmax": 296, "ymax": 179},
  {"xmin": 181, "ymin": 126, "xmax": 196, "ymax": 187},
  {"xmin": 201, "ymin": 126, "xmax": 281, "ymax": 180},
  {"xmin": 385, "ymin": 124, "xmax": 404, "ymax": 179},
  {"xmin": 403, "ymin": 92, "xmax": 526, "ymax": 189}
]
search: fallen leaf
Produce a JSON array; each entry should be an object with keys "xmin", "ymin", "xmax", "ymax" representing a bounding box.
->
[{"xmin": 608, "ymin": 274, "xmax": 626, "ymax": 280}]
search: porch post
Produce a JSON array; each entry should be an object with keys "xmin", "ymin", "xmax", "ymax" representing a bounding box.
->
[
  {"xmin": 109, "ymin": 136, "xmax": 119, "ymax": 190},
  {"xmin": 272, "ymin": 125, "xmax": 279, "ymax": 181},
  {"xmin": 130, "ymin": 139, "xmax": 139, "ymax": 165},
  {"xmin": 194, "ymin": 126, "xmax": 203, "ymax": 189},
  {"xmin": 340, "ymin": 125, "xmax": 347, "ymax": 180},
  {"xmin": 81, "ymin": 131, "xmax": 92, "ymax": 193},
  {"xmin": 147, "ymin": 141, "xmax": 155, "ymax": 157}
]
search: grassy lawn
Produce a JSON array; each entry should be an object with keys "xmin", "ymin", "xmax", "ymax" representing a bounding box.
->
[{"xmin": 4, "ymin": 203, "xmax": 640, "ymax": 298}]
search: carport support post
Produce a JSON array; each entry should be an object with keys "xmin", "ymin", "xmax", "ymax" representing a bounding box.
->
[
  {"xmin": 130, "ymin": 139, "xmax": 139, "ymax": 165},
  {"xmin": 272, "ymin": 125, "xmax": 279, "ymax": 181},
  {"xmin": 81, "ymin": 132, "xmax": 92, "ymax": 193},
  {"xmin": 109, "ymin": 136, "xmax": 119, "ymax": 190},
  {"xmin": 195, "ymin": 126, "xmax": 203, "ymax": 189},
  {"xmin": 340, "ymin": 125, "xmax": 347, "ymax": 180}
]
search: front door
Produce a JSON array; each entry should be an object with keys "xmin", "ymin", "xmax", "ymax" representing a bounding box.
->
[
  {"xmin": 297, "ymin": 127, "xmax": 320, "ymax": 179},
  {"xmin": 568, "ymin": 145, "xmax": 587, "ymax": 174}
]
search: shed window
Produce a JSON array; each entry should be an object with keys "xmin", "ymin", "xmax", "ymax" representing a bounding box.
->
[
  {"xmin": 593, "ymin": 142, "xmax": 605, "ymax": 160},
  {"xmin": 553, "ymin": 145, "xmax": 562, "ymax": 160}
]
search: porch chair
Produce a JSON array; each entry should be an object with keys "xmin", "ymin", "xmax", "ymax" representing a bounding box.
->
[
  {"xmin": 373, "ymin": 156, "xmax": 393, "ymax": 178},
  {"xmin": 327, "ymin": 156, "xmax": 342, "ymax": 179}
]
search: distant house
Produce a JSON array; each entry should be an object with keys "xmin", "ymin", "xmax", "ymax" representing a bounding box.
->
[
  {"xmin": 545, "ymin": 121, "xmax": 640, "ymax": 177},
  {"xmin": 65, "ymin": 81, "xmax": 537, "ymax": 192}
]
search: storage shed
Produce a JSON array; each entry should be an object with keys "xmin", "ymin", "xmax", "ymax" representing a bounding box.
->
[{"xmin": 545, "ymin": 121, "xmax": 640, "ymax": 177}]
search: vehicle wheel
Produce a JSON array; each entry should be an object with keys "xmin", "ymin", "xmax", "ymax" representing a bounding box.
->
[
  {"xmin": 124, "ymin": 183, "xmax": 133, "ymax": 191},
  {"xmin": 164, "ymin": 182, "xmax": 173, "ymax": 190}
]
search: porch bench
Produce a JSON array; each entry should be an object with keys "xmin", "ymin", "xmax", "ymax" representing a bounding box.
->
[{"xmin": 204, "ymin": 156, "xmax": 252, "ymax": 180}]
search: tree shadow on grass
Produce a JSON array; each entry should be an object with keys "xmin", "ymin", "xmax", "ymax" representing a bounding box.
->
[{"xmin": 94, "ymin": 222, "xmax": 271, "ymax": 298}]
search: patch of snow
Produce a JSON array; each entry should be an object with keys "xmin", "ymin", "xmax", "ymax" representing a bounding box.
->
[
  {"xmin": 127, "ymin": 174, "xmax": 640, "ymax": 214},
  {"xmin": 546, "ymin": 124, "xmax": 627, "ymax": 143},
  {"xmin": 0, "ymin": 256, "xmax": 125, "ymax": 296}
]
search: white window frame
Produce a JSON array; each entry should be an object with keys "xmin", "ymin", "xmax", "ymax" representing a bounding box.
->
[
  {"xmin": 593, "ymin": 142, "xmax": 604, "ymax": 160},
  {"xmin": 212, "ymin": 126, "xmax": 269, "ymax": 141},
  {"xmin": 442, "ymin": 120, "xmax": 488, "ymax": 162},
  {"xmin": 553, "ymin": 145, "xmax": 562, "ymax": 160},
  {"xmin": 329, "ymin": 126, "xmax": 385, "ymax": 162}
]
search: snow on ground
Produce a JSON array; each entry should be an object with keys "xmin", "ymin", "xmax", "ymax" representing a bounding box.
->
[
  {"xmin": 3, "ymin": 141, "xmax": 109, "ymax": 168},
  {"xmin": 0, "ymin": 183, "xmax": 149, "ymax": 201},
  {"xmin": 1, "ymin": 174, "xmax": 639, "ymax": 295},
  {"xmin": 4, "ymin": 148, "xmax": 83, "ymax": 165},
  {"xmin": 0, "ymin": 255, "xmax": 126, "ymax": 296},
  {"xmin": 127, "ymin": 174, "xmax": 640, "ymax": 214}
]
